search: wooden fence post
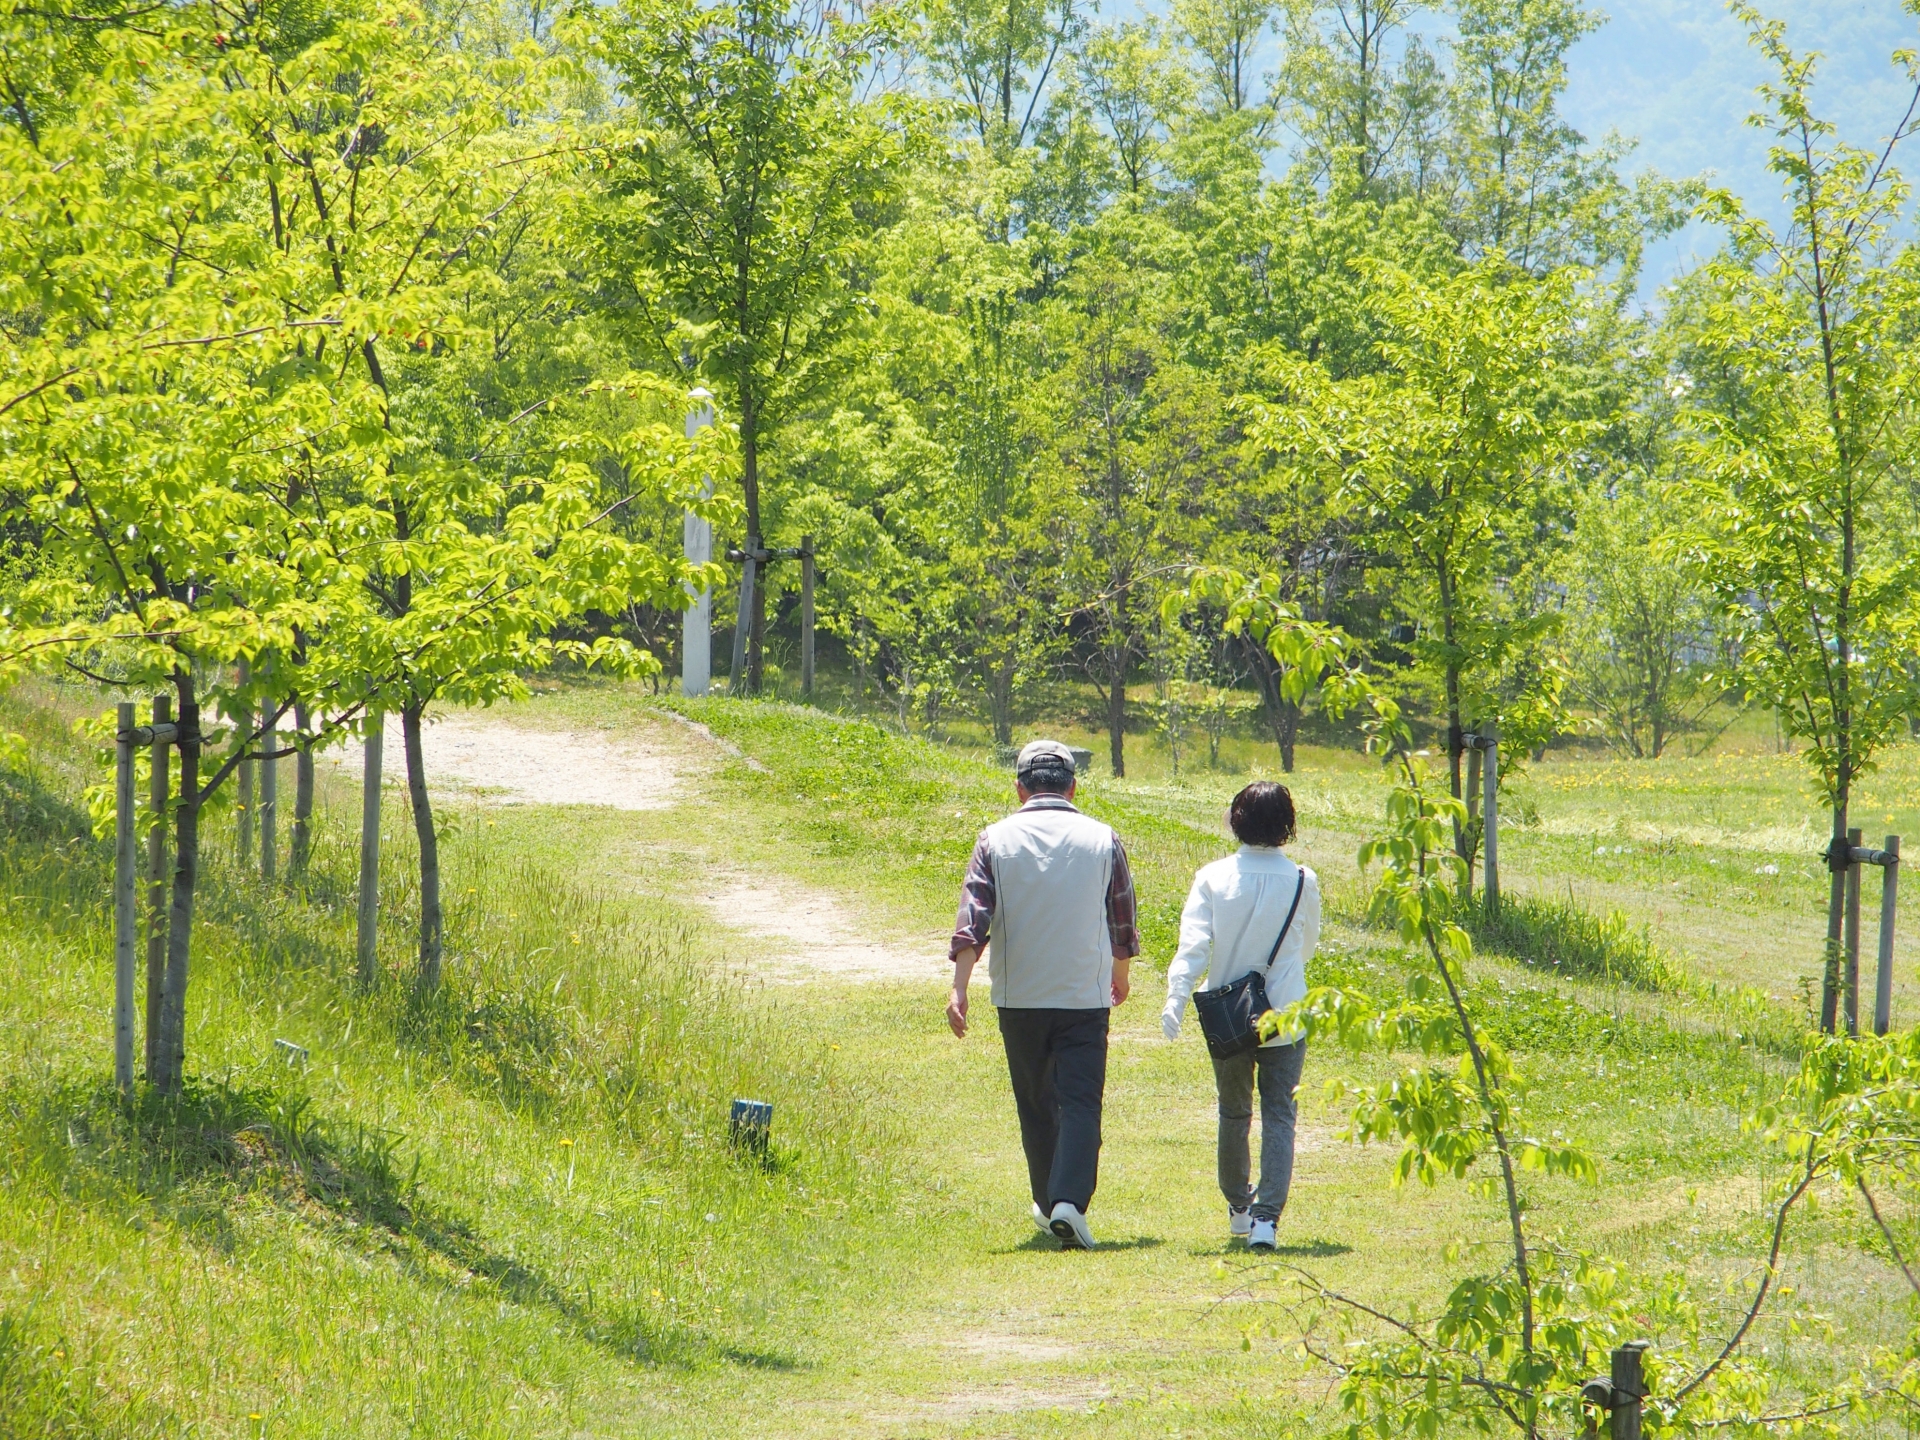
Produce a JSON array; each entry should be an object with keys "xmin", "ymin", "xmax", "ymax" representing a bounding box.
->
[
  {"xmin": 1481, "ymin": 721, "xmax": 1500, "ymax": 916},
  {"xmin": 113, "ymin": 702, "xmax": 137, "ymax": 1094},
  {"xmin": 1845, "ymin": 826, "xmax": 1863, "ymax": 1036},
  {"xmin": 1875, "ymin": 835, "xmax": 1900, "ymax": 1037},
  {"xmin": 357, "ymin": 713, "xmax": 383, "ymax": 986},
  {"xmin": 801, "ymin": 535, "xmax": 816, "ymax": 703},
  {"xmin": 145, "ymin": 695, "xmax": 171, "ymax": 1078}
]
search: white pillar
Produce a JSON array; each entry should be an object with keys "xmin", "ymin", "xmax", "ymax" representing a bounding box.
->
[{"xmin": 683, "ymin": 394, "xmax": 714, "ymax": 698}]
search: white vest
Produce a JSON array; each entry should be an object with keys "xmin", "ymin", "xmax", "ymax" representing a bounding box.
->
[{"xmin": 983, "ymin": 799, "xmax": 1116, "ymax": 1009}]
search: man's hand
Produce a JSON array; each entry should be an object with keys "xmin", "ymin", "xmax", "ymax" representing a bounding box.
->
[
  {"xmin": 948, "ymin": 948, "xmax": 977, "ymax": 1039},
  {"xmin": 1110, "ymin": 955, "xmax": 1131, "ymax": 1007}
]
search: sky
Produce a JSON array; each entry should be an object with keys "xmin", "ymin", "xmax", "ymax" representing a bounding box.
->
[{"xmin": 1556, "ymin": 0, "xmax": 1920, "ymax": 289}]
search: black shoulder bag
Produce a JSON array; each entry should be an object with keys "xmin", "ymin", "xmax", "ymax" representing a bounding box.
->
[{"xmin": 1191, "ymin": 871, "xmax": 1307, "ymax": 1061}]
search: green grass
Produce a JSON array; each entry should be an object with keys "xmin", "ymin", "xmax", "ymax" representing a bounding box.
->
[{"xmin": 0, "ymin": 677, "xmax": 1912, "ymax": 1436}]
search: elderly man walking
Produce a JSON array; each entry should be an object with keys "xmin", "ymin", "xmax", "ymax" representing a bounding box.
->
[{"xmin": 947, "ymin": 739, "xmax": 1139, "ymax": 1250}]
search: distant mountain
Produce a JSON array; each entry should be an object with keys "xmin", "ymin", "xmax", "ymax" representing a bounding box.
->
[{"xmin": 1560, "ymin": 0, "xmax": 1920, "ymax": 290}]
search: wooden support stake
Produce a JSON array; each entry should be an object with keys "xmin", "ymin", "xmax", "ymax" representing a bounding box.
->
[
  {"xmin": 356, "ymin": 714, "xmax": 383, "ymax": 986},
  {"xmin": 1609, "ymin": 1341, "xmax": 1648, "ymax": 1440},
  {"xmin": 801, "ymin": 535, "xmax": 816, "ymax": 703},
  {"xmin": 1481, "ymin": 721, "xmax": 1500, "ymax": 916},
  {"xmin": 113, "ymin": 702, "xmax": 137, "ymax": 1094},
  {"xmin": 145, "ymin": 695, "xmax": 171, "ymax": 1078},
  {"xmin": 1876, "ymin": 834, "xmax": 1900, "ymax": 1037},
  {"xmin": 730, "ymin": 540, "xmax": 758, "ymax": 697},
  {"xmin": 1845, "ymin": 826, "xmax": 1863, "ymax": 1037}
]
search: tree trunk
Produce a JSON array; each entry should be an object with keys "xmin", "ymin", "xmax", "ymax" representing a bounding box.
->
[
  {"xmin": 154, "ymin": 685, "xmax": 199, "ymax": 1095},
  {"xmin": 988, "ymin": 654, "xmax": 1015, "ymax": 747},
  {"xmin": 740, "ymin": 387, "xmax": 764, "ymax": 694},
  {"xmin": 1439, "ymin": 567, "xmax": 1472, "ymax": 882},
  {"xmin": 144, "ymin": 695, "xmax": 171, "ymax": 1080},
  {"xmin": 402, "ymin": 704, "xmax": 443, "ymax": 991},
  {"xmin": 1242, "ymin": 638, "xmax": 1298, "ymax": 773},
  {"xmin": 1107, "ymin": 643, "xmax": 1127, "ymax": 778},
  {"xmin": 235, "ymin": 663, "xmax": 253, "ymax": 869},
  {"xmin": 289, "ymin": 701, "xmax": 314, "ymax": 878}
]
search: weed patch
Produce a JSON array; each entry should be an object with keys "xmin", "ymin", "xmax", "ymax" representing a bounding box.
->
[{"xmin": 1470, "ymin": 892, "xmax": 1685, "ymax": 991}]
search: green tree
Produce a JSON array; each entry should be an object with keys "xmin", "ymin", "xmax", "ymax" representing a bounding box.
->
[
  {"xmin": 1445, "ymin": 0, "xmax": 1679, "ymax": 277},
  {"xmin": 918, "ymin": 0, "xmax": 1082, "ymax": 155},
  {"xmin": 1279, "ymin": 0, "xmax": 1447, "ymax": 195},
  {"xmin": 1255, "ymin": 258, "xmax": 1581, "ymax": 872},
  {"xmin": 1043, "ymin": 248, "xmax": 1223, "ymax": 776},
  {"xmin": 1078, "ymin": 18, "xmax": 1191, "ymax": 196},
  {"xmin": 584, "ymin": 0, "xmax": 915, "ymax": 693},
  {"xmin": 1561, "ymin": 486, "xmax": 1727, "ymax": 760},
  {"xmin": 1172, "ymin": 0, "xmax": 1276, "ymax": 119},
  {"xmin": 1671, "ymin": 4, "xmax": 1920, "ymax": 1034}
]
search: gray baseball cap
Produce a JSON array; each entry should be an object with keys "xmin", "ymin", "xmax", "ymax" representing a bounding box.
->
[{"xmin": 1015, "ymin": 739, "xmax": 1078, "ymax": 779}]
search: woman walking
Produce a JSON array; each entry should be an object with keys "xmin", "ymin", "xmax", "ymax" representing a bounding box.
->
[{"xmin": 1161, "ymin": 781, "xmax": 1320, "ymax": 1252}]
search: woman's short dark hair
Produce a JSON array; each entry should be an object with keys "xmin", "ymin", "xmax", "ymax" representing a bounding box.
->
[{"xmin": 1229, "ymin": 781, "xmax": 1296, "ymax": 847}]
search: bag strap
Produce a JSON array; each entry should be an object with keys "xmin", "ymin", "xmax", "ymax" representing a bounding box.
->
[{"xmin": 1259, "ymin": 871, "xmax": 1308, "ymax": 982}]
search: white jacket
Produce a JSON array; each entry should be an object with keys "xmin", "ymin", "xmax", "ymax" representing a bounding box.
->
[{"xmin": 1164, "ymin": 847, "xmax": 1320, "ymax": 1045}]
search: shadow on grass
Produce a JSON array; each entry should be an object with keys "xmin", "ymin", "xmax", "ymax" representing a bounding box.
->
[
  {"xmin": 3, "ymin": 1073, "xmax": 785, "ymax": 1372},
  {"xmin": 1000, "ymin": 1233, "xmax": 1166, "ymax": 1255},
  {"xmin": 1186, "ymin": 1237, "xmax": 1352, "ymax": 1258},
  {"xmin": 1271, "ymin": 1238, "xmax": 1352, "ymax": 1258}
]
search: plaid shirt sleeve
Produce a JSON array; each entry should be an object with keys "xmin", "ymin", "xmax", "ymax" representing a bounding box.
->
[
  {"xmin": 950, "ymin": 835, "xmax": 996, "ymax": 962},
  {"xmin": 1107, "ymin": 834, "xmax": 1141, "ymax": 959}
]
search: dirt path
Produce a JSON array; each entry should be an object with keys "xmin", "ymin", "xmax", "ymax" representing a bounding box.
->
[{"xmin": 321, "ymin": 709, "xmax": 944, "ymax": 983}]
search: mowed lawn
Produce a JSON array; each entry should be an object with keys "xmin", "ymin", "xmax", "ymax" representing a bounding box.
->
[{"xmin": 0, "ymin": 677, "xmax": 1907, "ymax": 1438}]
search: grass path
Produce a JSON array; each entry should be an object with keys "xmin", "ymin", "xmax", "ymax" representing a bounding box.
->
[{"xmin": 407, "ymin": 694, "xmax": 1898, "ymax": 1438}]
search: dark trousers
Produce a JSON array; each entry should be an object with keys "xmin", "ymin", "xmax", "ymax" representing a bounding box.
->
[{"xmin": 996, "ymin": 1006, "xmax": 1109, "ymax": 1213}]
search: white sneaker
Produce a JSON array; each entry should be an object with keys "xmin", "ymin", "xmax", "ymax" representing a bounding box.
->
[
  {"xmin": 1228, "ymin": 1207, "xmax": 1252, "ymax": 1238},
  {"xmin": 1049, "ymin": 1201, "xmax": 1096, "ymax": 1250},
  {"xmin": 1031, "ymin": 1202, "xmax": 1050, "ymax": 1233},
  {"xmin": 1249, "ymin": 1218, "xmax": 1277, "ymax": 1252}
]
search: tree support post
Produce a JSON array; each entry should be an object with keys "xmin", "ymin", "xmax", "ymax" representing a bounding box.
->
[
  {"xmin": 357, "ymin": 714, "xmax": 383, "ymax": 987},
  {"xmin": 1845, "ymin": 826, "xmax": 1864, "ymax": 1036},
  {"xmin": 1846, "ymin": 834, "xmax": 1902, "ymax": 1035},
  {"xmin": 1583, "ymin": 1341, "xmax": 1649, "ymax": 1440},
  {"xmin": 1875, "ymin": 835, "xmax": 1900, "ymax": 1036},
  {"xmin": 145, "ymin": 695, "xmax": 171, "ymax": 1079},
  {"xmin": 113, "ymin": 703, "xmax": 137, "ymax": 1094},
  {"xmin": 259, "ymin": 703, "xmax": 277, "ymax": 883},
  {"xmin": 682, "ymin": 396, "xmax": 714, "ymax": 698},
  {"xmin": 117, "ymin": 707, "xmax": 181, "ymax": 1091},
  {"xmin": 800, "ymin": 534, "xmax": 815, "ymax": 703},
  {"xmin": 1480, "ymin": 720, "xmax": 1499, "ymax": 915},
  {"xmin": 1610, "ymin": 1341, "xmax": 1648, "ymax": 1440}
]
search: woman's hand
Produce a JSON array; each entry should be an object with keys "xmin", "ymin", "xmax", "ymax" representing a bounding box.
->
[{"xmin": 1161, "ymin": 1004, "xmax": 1181, "ymax": 1042}]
